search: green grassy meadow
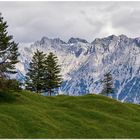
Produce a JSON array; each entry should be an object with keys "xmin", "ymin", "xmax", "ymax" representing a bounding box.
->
[{"xmin": 0, "ymin": 90, "xmax": 140, "ymax": 138}]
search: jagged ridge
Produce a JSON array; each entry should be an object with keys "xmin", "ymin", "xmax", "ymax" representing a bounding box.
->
[{"xmin": 16, "ymin": 35, "xmax": 140, "ymax": 104}]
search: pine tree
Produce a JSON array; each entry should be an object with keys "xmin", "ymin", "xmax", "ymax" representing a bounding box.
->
[
  {"xmin": 101, "ymin": 72, "xmax": 114, "ymax": 96},
  {"xmin": 25, "ymin": 49, "xmax": 46, "ymax": 93},
  {"xmin": 0, "ymin": 13, "xmax": 19, "ymax": 79},
  {"xmin": 45, "ymin": 52, "xmax": 62, "ymax": 96}
]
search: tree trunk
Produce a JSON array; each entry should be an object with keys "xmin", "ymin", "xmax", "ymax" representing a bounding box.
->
[{"xmin": 49, "ymin": 89, "xmax": 51, "ymax": 96}]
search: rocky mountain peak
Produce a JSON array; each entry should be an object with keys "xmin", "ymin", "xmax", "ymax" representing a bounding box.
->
[
  {"xmin": 17, "ymin": 34, "xmax": 140, "ymax": 104},
  {"xmin": 68, "ymin": 37, "xmax": 88, "ymax": 44}
]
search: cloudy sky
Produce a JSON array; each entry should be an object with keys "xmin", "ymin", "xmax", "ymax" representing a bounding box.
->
[{"xmin": 1, "ymin": 1, "xmax": 140, "ymax": 43}]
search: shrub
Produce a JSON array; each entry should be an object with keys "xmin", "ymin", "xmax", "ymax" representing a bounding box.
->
[{"xmin": 0, "ymin": 78, "xmax": 21, "ymax": 90}]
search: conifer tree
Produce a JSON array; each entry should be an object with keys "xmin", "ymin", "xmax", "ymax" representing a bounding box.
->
[
  {"xmin": 45, "ymin": 52, "xmax": 62, "ymax": 96},
  {"xmin": 101, "ymin": 72, "xmax": 114, "ymax": 96},
  {"xmin": 25, "ymin": 49, "xmax": 46, "ymax": 93},
  {"xmin": 0, "ymin": 13, "xmax": 19, "ymax": 78}
]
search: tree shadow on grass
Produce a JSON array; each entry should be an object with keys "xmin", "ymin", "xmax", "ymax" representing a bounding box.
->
[{"xmin": 0, "ymin": 90, "xmax": 21, "ymax": 103}]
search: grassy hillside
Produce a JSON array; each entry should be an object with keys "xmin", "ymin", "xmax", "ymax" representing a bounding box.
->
[{"xmin": 0, "ymin": 90, "xmax": 140, "ymax": 138}]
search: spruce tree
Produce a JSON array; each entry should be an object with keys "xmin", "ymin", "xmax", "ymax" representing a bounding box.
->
[
  {"xmin": 25, "ymin": 49, "xmax": 46, "ymax": 93},
  {"xmin": 0, "ymin": 13, "xmax": 19, "ymax": 78},
  {"xmin": 101, "ymin": 72, "xmax": 114, "ymax": 96},
  {"xmin": 45, "ymin": 52, "xmax": 62, "ymax": 96}
]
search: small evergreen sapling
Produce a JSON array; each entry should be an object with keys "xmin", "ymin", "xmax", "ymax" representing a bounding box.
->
[{"xmin": 101, "ymin": 72, "xmax": 114, "ymax": 96}]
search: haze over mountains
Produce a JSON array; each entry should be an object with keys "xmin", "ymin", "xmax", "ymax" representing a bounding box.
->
[{"xmin": 16, "ymin": 34, "xmax": 140, "ymax": 104}]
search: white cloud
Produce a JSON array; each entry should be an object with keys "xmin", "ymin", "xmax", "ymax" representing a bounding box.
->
[{"xmin": 0, "ymin": 1, "xmax": 140, "ymax": 43}]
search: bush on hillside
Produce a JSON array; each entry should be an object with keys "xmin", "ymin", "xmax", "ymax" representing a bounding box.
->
[{"xmin": 0, "ymin": 78, "xmax": 21, "ymax": 90}]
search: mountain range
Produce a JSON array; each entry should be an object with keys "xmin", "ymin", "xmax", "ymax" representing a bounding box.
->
[{"xmin": 15, "ymin": 34, "xmax": 140, "ymax": 104}]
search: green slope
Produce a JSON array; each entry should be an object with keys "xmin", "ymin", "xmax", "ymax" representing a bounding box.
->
[{"xmin": 0, "ymin": 90, "xmax": 140, "ymax": 138}]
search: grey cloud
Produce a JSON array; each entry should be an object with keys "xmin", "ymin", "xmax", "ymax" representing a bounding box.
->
[
  {"xmin": 1, "ymin": 1, "xmax": 140, "ymax": 43},
  {"xmin": 110, "ymin": 7, "xmax": 140, "ymax": 36}
]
